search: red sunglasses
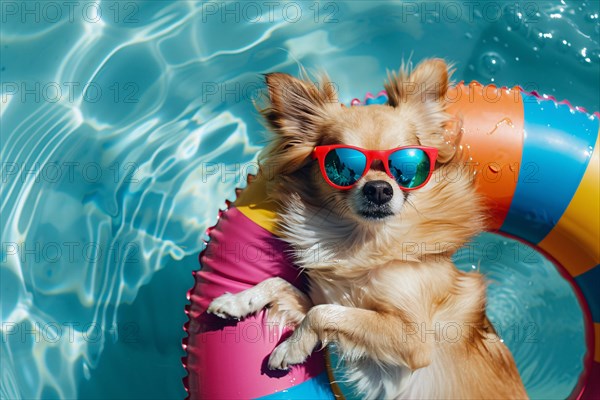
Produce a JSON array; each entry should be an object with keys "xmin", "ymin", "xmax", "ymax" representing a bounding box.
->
[{"xmin": 312, "ymin": 145, "xmax": 438, "ymax": 190}]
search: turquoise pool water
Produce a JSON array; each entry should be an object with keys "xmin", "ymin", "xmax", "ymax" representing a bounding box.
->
[{"xmin": 1, "ymin": 1, "xmax": 598, "ymax": 399}]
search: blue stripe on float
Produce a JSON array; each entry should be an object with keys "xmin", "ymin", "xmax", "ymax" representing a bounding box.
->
[
  {"xmin": 574, "ymin": 264, "xmax": 600, "ymax": 323},
  {"xmin": 256, "ymin": 371, "xmax": 335, "ymax": 400},
  {"xmin": 500, "ymin": 94, "xmax": 599, "ymax": 244},
  {"xmin": 365, "ymin": 94, "xmax": 388, "ymax": 105}
]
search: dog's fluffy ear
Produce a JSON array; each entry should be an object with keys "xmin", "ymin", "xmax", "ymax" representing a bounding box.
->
[
  {"xmin": 259, "ymin": 72, "xmax": 337, "ymax": 176},
  {"xmin": 385, "ymin": 59, "xmax": 457, "ymax": 163},
  {"xmin": 384, "ymin": 58, "xmax": 451, "ymax": 108}
]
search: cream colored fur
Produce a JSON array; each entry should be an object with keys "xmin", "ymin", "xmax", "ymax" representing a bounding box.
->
[{"xmin": 208, "ymin": 59, "xmax": 528, "ymax": 399}]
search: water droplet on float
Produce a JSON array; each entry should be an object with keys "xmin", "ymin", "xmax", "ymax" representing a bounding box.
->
[
  {"xmin": 478, "ymin": 52, "xmax": 505, "ymax": 79},
  {"xmin": 471, "ymin": 265, "xmax": 477, "ymax": 270},
  {"xmin": 487, "ymin": 118, "xmax": 514, "ymax": 135},
  {"xmin": 488, "ymin": 164, "xmax": 500, "ymax": 173}
]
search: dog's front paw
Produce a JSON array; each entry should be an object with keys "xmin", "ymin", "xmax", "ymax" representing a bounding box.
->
[
  {"xmin": 268, "ymin": 326, "xmax": 318, "ymax": 370},
  {"xmin": 268, "ymin": 340, "xmax": 310, "ymax": 370},
  {"xmin": 207, "ymin": 293, "xmax": 251, "ymax": 320}
]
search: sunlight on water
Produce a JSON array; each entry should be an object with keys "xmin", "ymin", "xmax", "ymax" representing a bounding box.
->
[{"xmin": 1, "ymin": 1, "xmax": 598, "ymax": 398}]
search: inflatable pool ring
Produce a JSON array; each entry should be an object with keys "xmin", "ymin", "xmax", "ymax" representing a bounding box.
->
[{"xmin": 182, "ymin": 81, "xmax": 600, "ymax": 399}]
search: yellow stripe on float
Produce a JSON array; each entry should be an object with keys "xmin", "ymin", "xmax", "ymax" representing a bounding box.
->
[
  {"xmin": 538, "ymin": 135, "xmax": 600, "ymax": 277},
  {"xmin": 234, "ymin": 175, "xmax": 279, "ymax": 235}
]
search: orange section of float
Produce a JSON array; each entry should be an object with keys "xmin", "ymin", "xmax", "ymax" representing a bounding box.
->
[
  {"xmin": 446, "ymin": 83, "xmax": 524, "ymax": 231},
  {"xmin": 234, "ymin": 175, "xmax": 278, "ymax": 234},
  {"xmin": 538, "ymin": 135, "xmax": 600, "ymax": 277}
]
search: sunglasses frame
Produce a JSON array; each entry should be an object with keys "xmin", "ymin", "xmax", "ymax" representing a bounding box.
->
[{"xmin": 312, "ymin": 144, "xmax": 439, "ymax": 191}]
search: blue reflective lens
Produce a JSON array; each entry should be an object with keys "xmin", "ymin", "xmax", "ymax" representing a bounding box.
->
[
  {"xmin": 388, "ymin": 148, "xmax": 431, "ymax": 188},
  {"xmin": 324, "ymin": 148, "xmax": 367, "ymax": 187}
]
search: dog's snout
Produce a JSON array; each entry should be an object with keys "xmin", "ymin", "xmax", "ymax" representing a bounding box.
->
[{"xmin": 363, "ymin": 180, "xmax": 393, "ymax": 205}]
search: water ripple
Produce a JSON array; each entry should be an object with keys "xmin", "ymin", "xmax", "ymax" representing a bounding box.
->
[{"xmin": 0, "ymin": 1, "xmax": 597, "ymax": 398}]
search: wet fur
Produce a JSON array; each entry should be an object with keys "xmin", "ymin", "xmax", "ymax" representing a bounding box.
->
[{"xmin": 208, "ymin": 59, "xmax": 527, "ymax": 399}]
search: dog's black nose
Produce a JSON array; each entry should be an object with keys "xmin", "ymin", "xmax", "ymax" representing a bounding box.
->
[{"xmin": 362, "ymin": 180, "xmax": 393, "ymax": 205}]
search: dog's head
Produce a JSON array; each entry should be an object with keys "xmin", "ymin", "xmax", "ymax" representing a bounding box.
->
[{"xmin": 258, "ymin": 59, "xmax": 483, "ymax": 253}]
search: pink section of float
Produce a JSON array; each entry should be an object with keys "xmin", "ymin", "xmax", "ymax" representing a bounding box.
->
[{"xmin": 183, "ymin": 206, "xmax": 325, "ymax": 399}]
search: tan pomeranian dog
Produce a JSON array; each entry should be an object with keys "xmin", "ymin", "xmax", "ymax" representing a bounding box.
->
[{"xmin": 208, "ymin": 59, "xmax": 528, "ymax": 399}]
